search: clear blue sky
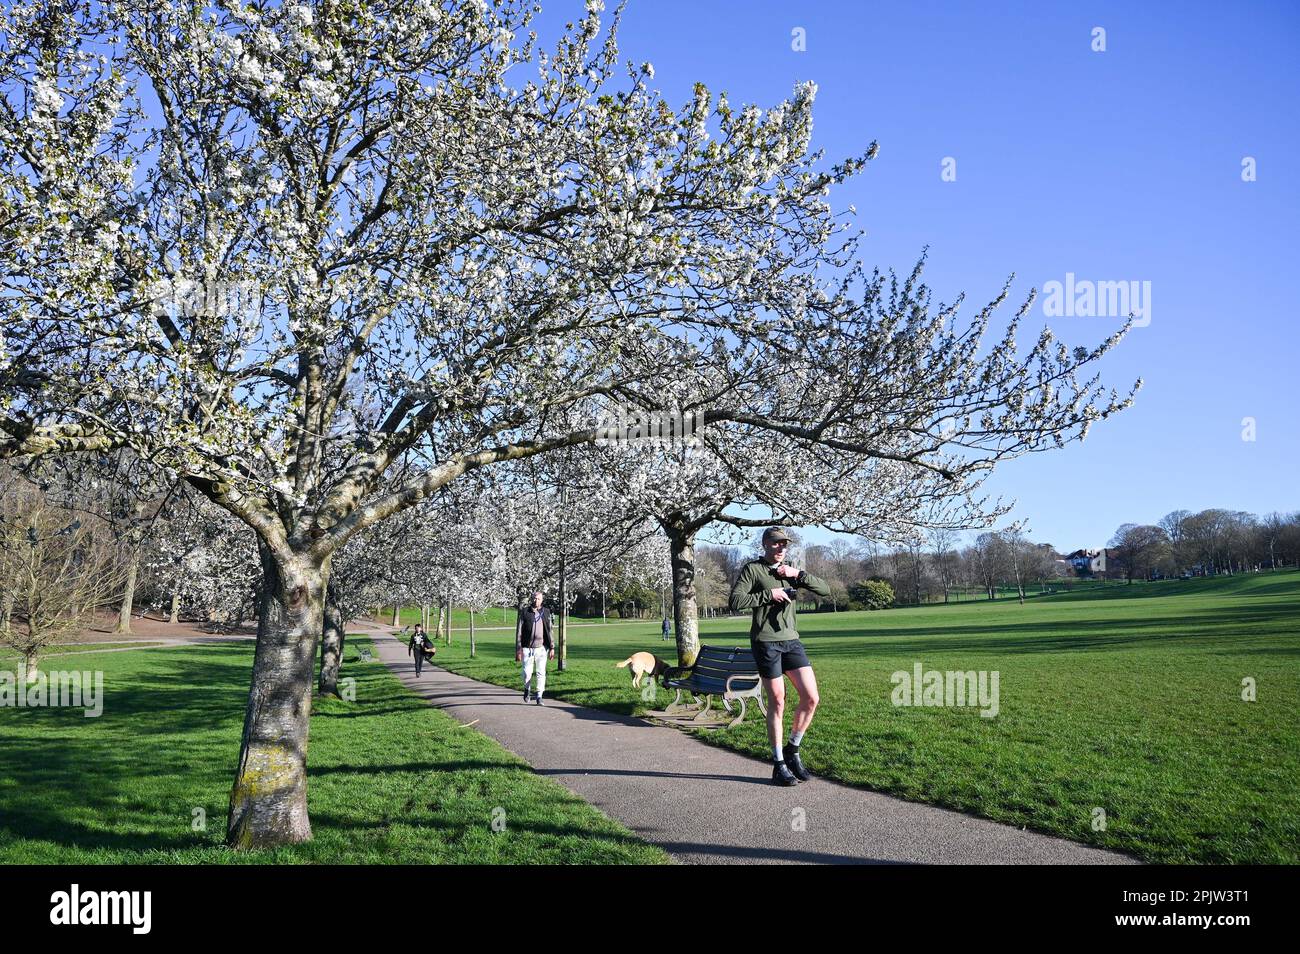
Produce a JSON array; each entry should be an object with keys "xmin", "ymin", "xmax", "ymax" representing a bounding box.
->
[{"xmin": 565, "ymin": 0, "xmax": 1299, "ymax": 552}]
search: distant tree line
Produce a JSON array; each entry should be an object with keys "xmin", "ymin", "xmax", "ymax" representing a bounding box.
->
[
  {"xmin": 666, "ymin": 508, "xmax": 1300, "ymax": 611},
  {"xmin": 1107, "ymin": 509, "xmax": 1300, "ymax": 582}
]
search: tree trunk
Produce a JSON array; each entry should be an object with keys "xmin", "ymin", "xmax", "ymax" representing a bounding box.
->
[
  {"xmin": 556, "ymin": 554, "xmax": 567, "ymax": 670},
  {"xmin": 115, "ymin": 555, "xmax": 139, "ymax": 634},
  {"xmin": 23, "ymin": 649, "xmax": 39, "ymax": 683},
  {"xmin": 227, "ymin": 546, "xmax": 327, "ymax": 849},
  {"xmin": 666, "ymin": 523, "xmax": 700, "ymax": 667},
  {"xmin": 390, "ymin": 605, "xmax": 400, "ymax": 627},
  {"xmin": 318, "ymin": 583, "xmax": 345, "ymax": 698},
  {"xmin": 169, "ymin": 590, "xmax": 181, "ymax": 625},
  {"xmin": 469, "ymin": 610, "xmax": 476, "ymax": 658},
  {"xmin": 443, "ymin": 593, "xmax": 452, "ymax": 645}
]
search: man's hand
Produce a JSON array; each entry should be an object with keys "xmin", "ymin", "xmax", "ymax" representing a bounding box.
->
[
  {"xmin": 548, "ymin": 649, "xmax": 555, "ymax": 660},
  {"xmin": 515, "ymin": 649, "xmax": 522, "ymax": 662},
  {"xmin": 775, "ymin": 564, "xmax": 799, "ymax": 580},
  {"xmin": 771, "ymin": 587, "xmax": 792, "ymax": 603}
]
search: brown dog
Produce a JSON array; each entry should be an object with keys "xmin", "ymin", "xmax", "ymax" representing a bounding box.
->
[{"xmin": 615, "ymin": 651, "xmax": 668, "ymax": 689}]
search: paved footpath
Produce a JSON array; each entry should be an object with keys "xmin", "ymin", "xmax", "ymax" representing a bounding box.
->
[{"xmin": 370, "ymin": 632, "xmax": 1138, "ymax": 865}]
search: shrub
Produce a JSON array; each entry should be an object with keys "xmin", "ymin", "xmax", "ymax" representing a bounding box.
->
[{"xmin": 848, "ymin": 579, "xmax": 895, "ymax": 610}]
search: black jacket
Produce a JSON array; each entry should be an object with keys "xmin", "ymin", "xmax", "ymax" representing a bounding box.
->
[{"xmin": 515, "ymin": 607, "xmax": 553, "ymax": 652}]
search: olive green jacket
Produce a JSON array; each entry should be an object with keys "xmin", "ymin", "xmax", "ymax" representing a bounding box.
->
[{"xmin": 728, "ymin": 558, "xmax": 831, "ymax": 642}]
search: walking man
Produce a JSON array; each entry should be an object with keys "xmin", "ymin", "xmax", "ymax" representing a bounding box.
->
[
  {"xmin": 408, "ymin": 623, "xmax": 430, "ymax": 677},
  {"xmin": 728, "ymin": 527, "xmax": 831, "ymax": 786},
  {"xmin": 661, "ymin": 617, "xmax": 672, "ymax": 641},
  {"xmin": 515, "ymin": 591, "xmax": 554, "ymax": 705}
]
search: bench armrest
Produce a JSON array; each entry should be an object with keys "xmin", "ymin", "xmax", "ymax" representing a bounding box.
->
[
  {"xmin": 660, "ymin": 664, "xmax": 688, "ymax": 684},
  {"xmin": 725, "ymin": 672, "xmax": 760, "ymax": 693}
]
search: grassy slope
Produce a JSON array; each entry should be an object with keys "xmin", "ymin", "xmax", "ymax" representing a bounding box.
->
[
  {"xmin": 0, "ymin": 636, "xmax": 669, "ymax": 864},
  {"xmin": 420, "ymin": 570, "xmax": 1300, "ymax": 864}
]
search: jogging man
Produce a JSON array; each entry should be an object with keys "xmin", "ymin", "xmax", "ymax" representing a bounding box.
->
[
  {"xmin": 728, "ymin": 527, "xmax": 830, "ymax": 786},
  {"xmin": 515, "ymin": 591, "xmax": 554, "ymax": 705}
]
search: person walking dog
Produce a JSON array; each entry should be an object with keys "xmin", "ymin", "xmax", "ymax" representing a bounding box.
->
[{"xmin": 408, "ymin": 623, "xmax": 431, "ymax": 676}]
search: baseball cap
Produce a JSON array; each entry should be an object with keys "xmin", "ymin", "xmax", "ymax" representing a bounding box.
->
[{"xmin": 762, "ymin": 526, "xmax": 792, "ymax": 543}]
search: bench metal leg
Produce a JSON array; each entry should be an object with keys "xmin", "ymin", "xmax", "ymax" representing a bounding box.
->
[
  {"xmin": 668, "ymin": 690, "xmax": 706, "ymax": 713},
  {"xmin": 728, "ymin": 695, "xmax": 747, "ymax": 728},
  {"xmin": 691, "ymin": 694, "xmax": 715, "ymax": 722}
]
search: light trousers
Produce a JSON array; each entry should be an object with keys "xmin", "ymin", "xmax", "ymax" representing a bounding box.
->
[{"xmin": 521, "ymin": 646, "xmax": 548, "ymax": 694}]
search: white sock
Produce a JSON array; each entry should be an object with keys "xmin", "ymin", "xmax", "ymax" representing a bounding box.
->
[
  {"xmin": 789, "ymin": 730, "xmax": 804, "ymax": 747},
  {"xmin": 773, "ymin": 743, "xmax": 783, "ymax": 762}
]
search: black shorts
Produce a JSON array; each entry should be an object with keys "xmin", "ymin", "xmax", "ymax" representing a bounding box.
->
[{"xmin": 750, "ymin": 638, "xmax": 811, "ymax": 679}]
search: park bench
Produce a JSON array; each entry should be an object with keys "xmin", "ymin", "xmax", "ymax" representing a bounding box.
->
[{"xmin": 662, "ymin": 645, "xmax": 765, "ymax": 728}]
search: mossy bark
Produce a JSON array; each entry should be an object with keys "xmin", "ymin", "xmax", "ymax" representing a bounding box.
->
[{"xmin": 226, "ymin": 546, "xmax": 326, "ymax": 849}]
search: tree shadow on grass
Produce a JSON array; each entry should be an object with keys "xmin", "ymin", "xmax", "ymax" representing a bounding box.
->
[
  {"xmin": 0, "ymin": 803, "xmax": 214, "ymax": 856},
  {"xmin": 796, "ymin": 606, "xmax": 1300, "ymax": 656},
  {"xmin": 303, "ymin": 810, "xmax": 661, "ymax": 858},
  {"xmin": 0, "ymin": 727, "xmax": 232, "ymax": 857},
  {"xmin": 0, "ymin": 643, "xmax": 428, "ymax": 858},
  {"xmin": 1034, "ymin": 575, "xmax": 1297, "ymax": 602}
]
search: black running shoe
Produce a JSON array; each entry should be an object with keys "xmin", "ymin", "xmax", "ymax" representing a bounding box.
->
[
  {"xmin": 535, "ymin": 694, "xmax": 544, "ymax": 706},
  {"xmin": 523, "ymin": 687, "xmax": 531, "ymax": 702},
  {"xmin": 772, "ymin": 760, "xmax": 799, "ymax": 786},
  {"xmin": 786, "ymin": 746, "xmax": 812, "ymax": 782}
]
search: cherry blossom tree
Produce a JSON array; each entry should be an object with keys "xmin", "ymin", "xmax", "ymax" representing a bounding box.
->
[
  {"xmin": 0, "ymin": 0, "xmax": 1136, "ymax": 848},
  {"xmin": 576, "ymin": 258, "xmax": 1114, "ymax": 664},
  {"xmin": 497, "ymin": 450, "xmax": 671, "ymax": 662},
  {"xmin": 146, "ymin": 484, "xmax": 260, "ymax": 624}
]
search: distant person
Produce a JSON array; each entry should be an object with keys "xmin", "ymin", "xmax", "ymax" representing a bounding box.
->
[
  {"xmin": 515, "ymin": 591, "xmax": 554, "ymax": 705},
  {"xmin": 661, "ymin": 617, "xmax": 672, "ymax": 641},
  {"xmin": 728, "ymin": 526, "xmax": 831, "ymax": 786},
  {"xmin": 408, "ymin": 623, "xmax": 431, "ymax": 676}
]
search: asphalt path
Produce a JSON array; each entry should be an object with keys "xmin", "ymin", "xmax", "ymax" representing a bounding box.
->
[{"xmin": 370, "ymin": 630, "xmax": 1138, "ymax": 865}]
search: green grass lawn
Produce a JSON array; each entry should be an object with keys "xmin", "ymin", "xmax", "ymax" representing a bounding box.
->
[
  {"xmin": 0, "ymin": 641, "xmax": 166, "ymax": 660},
  {"xmin": 418, "ymin": 569, "xmax": 1300, "ymax": 864},
  {"xmin": 0, "ymin": 636, "xmax": 669, "ymax": 864},
  {"xmin": 379, "ymin": 581, "xmax": 1097, "ymax": 630}
]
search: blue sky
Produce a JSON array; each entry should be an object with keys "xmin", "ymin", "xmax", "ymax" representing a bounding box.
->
[{"xmin": 569, "ymin": 0, "xmax": 1300, "ymax": 552}]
